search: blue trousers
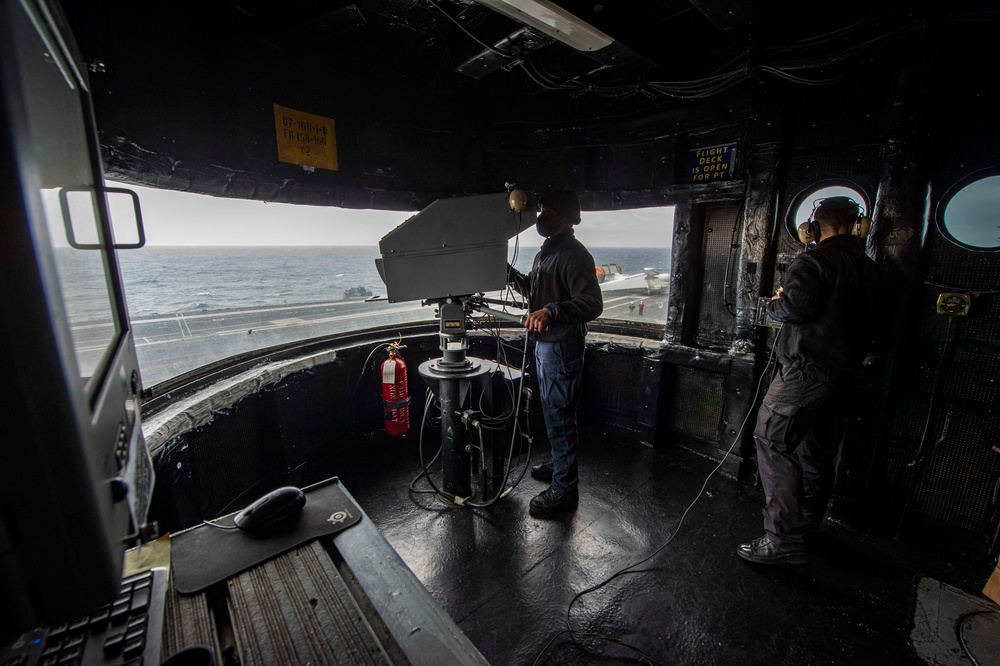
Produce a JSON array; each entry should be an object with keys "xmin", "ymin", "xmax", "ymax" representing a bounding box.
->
[{"xmin": 535, "ymin": 338, "xmax": 585, "ymax": 493}]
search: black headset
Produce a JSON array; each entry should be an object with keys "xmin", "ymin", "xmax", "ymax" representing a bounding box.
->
[{"xmin": 797, "ymin": 196, "xmax": 872, "ymax": 245}]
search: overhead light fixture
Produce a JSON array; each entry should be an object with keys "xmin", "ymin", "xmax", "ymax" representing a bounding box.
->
[{"xmin": 474, "ymin": 0, "xmax": 614, "ymax": 52}]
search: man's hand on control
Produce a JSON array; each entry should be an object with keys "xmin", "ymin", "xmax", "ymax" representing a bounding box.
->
[
  {"xmin": 525, "ymin": 308, "xmax": 552, "ymax": 332},
  {"xmin": 771, "ymin": 286, "xmax": 784, "ymax": 301}
]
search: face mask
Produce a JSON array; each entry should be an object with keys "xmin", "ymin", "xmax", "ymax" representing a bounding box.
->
[{"xmin": 536, "ymin": 210, "xmax": 560, "ymax": 237}]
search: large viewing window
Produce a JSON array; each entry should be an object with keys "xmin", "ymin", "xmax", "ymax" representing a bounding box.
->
[
  {"xmin": 579, "ymin": 207, "xmax": 673, "ymax": 324},
  {"xmin": 108, "ymin": 184, "xmax": 673, "ymax": 387},
  {"xmin": 939, "ymin": 173, "xmax": 1000, "ymax": 250}
]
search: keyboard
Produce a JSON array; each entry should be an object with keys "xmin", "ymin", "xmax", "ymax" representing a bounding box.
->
[{"xmin": 0, "ymin": 568, "xmax": 167, "ymax": 666}]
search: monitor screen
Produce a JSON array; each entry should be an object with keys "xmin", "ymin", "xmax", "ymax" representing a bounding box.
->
[
  {"xmin": 42, "ymin": 189, "xmax": 123, "ymax": 392},
  {"xmin": 0, "ymin": 0, "xmax": 152, "ymax": 642}
]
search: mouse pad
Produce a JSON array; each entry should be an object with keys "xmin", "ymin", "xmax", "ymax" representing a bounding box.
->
[{"xmin": 171, "ymin": 477, "xmax": 362, "ymax": 594}]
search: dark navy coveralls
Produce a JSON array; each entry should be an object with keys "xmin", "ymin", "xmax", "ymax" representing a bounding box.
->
[{"xmin": 756, "ymin": 234, "xmax": 881, "ymax": 544}]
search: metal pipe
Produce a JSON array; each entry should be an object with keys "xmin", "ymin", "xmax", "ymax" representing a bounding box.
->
[
  {"xmin": 477, "ymin": 296, "xmax": 523, "ymax": 308},
  {"xmin": 473, "ymin": 304, "xmax": 526, "ymax": 326},
  {"xmin": 439, "ymin": 378, "xmax": 471, "ymax": 497}
]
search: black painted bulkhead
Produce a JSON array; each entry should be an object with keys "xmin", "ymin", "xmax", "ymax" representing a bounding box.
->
[{"xmin": 148, "ymin": 326, "xmax": 669, "ymax": 533}]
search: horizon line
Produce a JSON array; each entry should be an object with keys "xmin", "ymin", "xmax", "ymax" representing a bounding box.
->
[{"xmin": 124, "ymin": 243, "xmax": 673, "ymax": 249}]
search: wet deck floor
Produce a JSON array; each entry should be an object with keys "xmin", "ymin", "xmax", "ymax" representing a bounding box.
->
[{"xmin": 337, "ymin": 429, "xmax": 992, "ymax": 665}]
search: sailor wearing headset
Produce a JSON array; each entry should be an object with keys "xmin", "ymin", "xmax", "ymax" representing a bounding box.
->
[{"xmin": 739, "ymin": 196, "xmax": 882, "ymax": 565}]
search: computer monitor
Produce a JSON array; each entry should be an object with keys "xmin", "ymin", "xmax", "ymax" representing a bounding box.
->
[{"xmin": 0, "ymin": 0, "xmax": 152, "ymax": 643}]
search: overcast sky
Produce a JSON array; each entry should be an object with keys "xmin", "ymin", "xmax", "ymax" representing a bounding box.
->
[{"xmin": 107, "ymin": 182, "xmax": 674, "ymax": 248}]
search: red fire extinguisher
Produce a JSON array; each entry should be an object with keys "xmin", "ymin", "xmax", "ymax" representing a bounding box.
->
[{"xmin": 381, "ymin": 342, "xmax": 410, "ymax": 436}]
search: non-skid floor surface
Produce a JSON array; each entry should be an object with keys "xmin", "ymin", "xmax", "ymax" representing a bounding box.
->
[{"xmin": 334, "ymin": 433, "xmax": 993, "ymax": 665}]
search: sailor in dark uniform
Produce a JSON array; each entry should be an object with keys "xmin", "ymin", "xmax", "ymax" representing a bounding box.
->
[
  {"xmin": 739, "ymin": 196, "xmax": 882, "ymax": 564},
  {"xmin": 508, "ymin": 190, "xmax": 603, "ymax": 514}
]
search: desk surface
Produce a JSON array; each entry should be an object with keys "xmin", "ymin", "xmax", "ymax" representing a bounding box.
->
[{"xmin": 161, "ymin": 484, "xmax": 488, "ymax": 666}]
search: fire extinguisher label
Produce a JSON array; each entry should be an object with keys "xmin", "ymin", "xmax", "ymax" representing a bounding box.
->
[
  {"xmin": 382, "ymin": 362, "xmax": 395, "ymax": 384},
  {"xmin": 383, "ymin": 399, "xmax": 410, "ymax": 409}
]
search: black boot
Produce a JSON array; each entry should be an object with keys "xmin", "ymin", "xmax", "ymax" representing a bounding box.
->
[
  {"xmin": 736, "ymin": 534, "xmax": 810, "ymax": 565},
  {"xmin": 529, "ymin": 486, "xmax": 578, "ymax": 515},
  {"xmin": 530, "ymin": 460, "xmax": 553, "ymax": 482}
]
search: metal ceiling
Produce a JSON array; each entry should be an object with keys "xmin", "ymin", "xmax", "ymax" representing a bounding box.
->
[{"xmin": 55, "ymin": 1, "xmax": 999, "ymax": 208}]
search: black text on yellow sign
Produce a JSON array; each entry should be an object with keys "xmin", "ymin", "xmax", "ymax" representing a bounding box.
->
[
  {"xmin": 273, "ymin": 103, "xmax": 339, "ymax": 171},
  {"xmin": 687, "ymin": 143, "xmax": 736, "ymax": 183}
]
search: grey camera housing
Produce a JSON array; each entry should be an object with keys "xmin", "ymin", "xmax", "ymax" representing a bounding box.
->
[{"xmin": 375, "ymin": 193, "xmax": 535, "ymax": 303}]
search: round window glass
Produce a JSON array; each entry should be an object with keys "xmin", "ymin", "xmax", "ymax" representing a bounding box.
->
[
  {"xmin": 941, "ymin": 175, "xmax": 1000, "ymax": 249},
  {"xmin": 790, "ymin": 185, "xmax": 868, "ymax": 242}
]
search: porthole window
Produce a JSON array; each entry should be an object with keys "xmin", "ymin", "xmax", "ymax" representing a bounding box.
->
[
  {"xmin": 788, "ymin": 183, "xmax": 869, "ymax": 244},
  {"xmin": 940, "ymin": 174, "xmax": 1000, "ymax": 250}
]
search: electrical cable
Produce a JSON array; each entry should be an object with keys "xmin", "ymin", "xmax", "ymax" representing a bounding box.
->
[
  {"xmin": 208, "ymin": 479, "xmax": 266, "ymax": 519},
  {"xmin": 525, "ymin": 56, "xmax": 578, "ymax": 89},
  {"xmin": 415, "ymin": 389, "xmax": 455, "ymax": 504},
  {"xmin": 411, "ymin": 391, "xmax": 446, "ymax": 494},
  {"xmin": 768, "ymin": 23, "xmax": 912, "ymax": 70},
  {"xmin": 506, "ymin": 209, "xmax": 529, "ymax": 310},
  {"xmin": 723, "ymin": 199, "xmax": 750, "ymax": 317},
  {"xmin": 424, "ymin": 0, "xmax": 513, "ymax": 59},
  {"xmin": 766, "ymin": 4, "xmax": 909, "ymax": 50},
  {"xmin": 412, "ymin": 327, "xmax": 533, "ymax": 509},
  {"xmin": 923, "ymin": 279, "xmax": 1000, "ymax": 296},
  {"xmin": 957, "ymin": 610, "xmax": 999, "ymax": 666},
  {"xmin": 895, "ymin": 315, "xmax": 960, "ymax": 537},
  {"xmin": 466, "ymin": 304, "xmax": 522, "ymax": 422},
  {"xmin": 517, "ymin": 60, "xmax": 566, "ymax": 91},
  {"xmin": 201, "ymin": 519, "xmax": 239, "ymax": 531},
  {"xmin": 462, "ymin": 330, "xmax": 533, "ymax": 508},
  {"xmin": 346, "ymin": 340, "xmax": 395, "ymax": 411},
  {"xmin": 522, "ymin": 57, "xmax": 578, "ymax": 91},
  {"xmin": 533, "ymin": 629, "xmax": 666, "ymax": 666},
  {"xmin": 496, "ymin": 6, "xmax": 915, "ymax": 100},
  {"xmin": 759, "ymin": 29, "xmax": 903, "ymax": 86},
  {"xmin": 428, "ymin": 1, "xmax": 914, "ymax": 101},
  {"xmin": 757, "ymin": 23, "xmax": 913, "ymax": 87},
  {"xmin": 532, "ymin": 329, "xmax": 783, "ymax": 665}
]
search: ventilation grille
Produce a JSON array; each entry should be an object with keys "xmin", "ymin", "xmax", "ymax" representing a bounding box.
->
[
  {"xmin": 582, "ymin": 348, "xmax": 644, "ymax": 422},
  {"xmin": 665, "ymin": 366, "xmax": 724, "ymax": 441},
  {"xmin": 912, "ymin": 411, "xmax": 1000, "ymax": 532},
  {"xmin": 881, "ymin": 284, "xmax": 1000, "ymax": 553},
  {"xmin": 929, "ymin": 240, "xmax": 1000, "ymax": 291},
  {"xmin": 964, "ymin": 294, "xmax": 1000, "ymax": 340},
  {"xmin": 941, "ymin": 350, "xmax": 1000, "ymax": 404}
]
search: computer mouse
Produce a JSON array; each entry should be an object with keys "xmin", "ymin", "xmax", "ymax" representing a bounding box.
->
[{"xmin": 233, "ymin": 486, "xmax": 306, "ymax": 532}]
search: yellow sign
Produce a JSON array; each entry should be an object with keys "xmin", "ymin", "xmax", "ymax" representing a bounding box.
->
[{"xmin": 273, "ymin": 103, "xmax": 339, "ymax": 171}]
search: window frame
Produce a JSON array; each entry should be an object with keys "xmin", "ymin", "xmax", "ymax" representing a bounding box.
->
[
  {"xmin": 784, "ymin": 179, "xmax": 873, "ymax": 246},
  {"xmin": 936, "ymin": 168, "xmax": 1000, "ymax": 252}
]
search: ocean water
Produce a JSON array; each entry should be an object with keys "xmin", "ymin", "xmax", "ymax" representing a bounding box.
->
[{"xmin": 59, "ymin": 245, "xmax": 670, "ymax": 320}]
